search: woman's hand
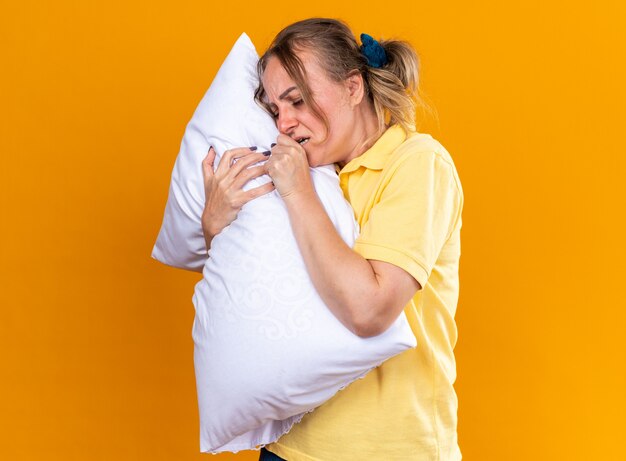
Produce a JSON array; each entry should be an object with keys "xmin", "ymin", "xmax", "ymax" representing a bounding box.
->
[
  {"xmin": 201, "ymin": 146, "xmax": 275, "ymax": 249},
  {"xmin": 264, "ymin": 134, "xmax": 314, "ymax": 200}
]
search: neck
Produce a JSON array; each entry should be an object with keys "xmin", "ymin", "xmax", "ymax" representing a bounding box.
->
[{"xmin": 337, "ymin": 101, "xmax": 384, "ymax": 168}]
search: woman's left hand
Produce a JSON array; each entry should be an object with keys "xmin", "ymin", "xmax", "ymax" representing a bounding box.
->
[{"xmin": 264, "ymin": 134, "xmax": 314, "ymax": 199}]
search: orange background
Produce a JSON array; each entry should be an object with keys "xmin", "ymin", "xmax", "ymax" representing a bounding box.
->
[{"xmin": 2, "ymin": 1, "xmax": 624, "ymax": 460}]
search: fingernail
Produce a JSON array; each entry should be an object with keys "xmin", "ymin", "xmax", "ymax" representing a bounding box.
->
[
  {"xmin": 262, "ymin": 150, "xmax": 271, "ymax": 156},
  {"xmin": 208, "ymin": 145, "xmax": 213, "ymax": 152},
  {"xmin": 271, "ymin": 143, "xmax": 276, "ymax": 148},
  {"xmin": 249, "ymin": 146, "xmax": 258, "ymax": 151}
]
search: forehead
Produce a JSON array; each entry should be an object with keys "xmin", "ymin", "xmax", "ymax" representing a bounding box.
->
[{"xmin": 261, "ymin": 50, "xmax": 331, "ymax": 101}]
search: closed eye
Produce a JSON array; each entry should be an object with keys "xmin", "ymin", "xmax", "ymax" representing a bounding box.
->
[{"xmin": 268, "ymin": 97, "xmax": 304, "ymax": 119}]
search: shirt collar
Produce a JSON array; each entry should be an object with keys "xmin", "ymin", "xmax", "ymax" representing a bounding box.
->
[{"xmin": 338, "ymin": 125, "xmax": 407, "ymax": 175}]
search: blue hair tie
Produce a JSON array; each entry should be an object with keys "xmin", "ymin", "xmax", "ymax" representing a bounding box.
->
[{"xmin": 360, "ymin": 33, "xmax": 388, "ymax": 69}]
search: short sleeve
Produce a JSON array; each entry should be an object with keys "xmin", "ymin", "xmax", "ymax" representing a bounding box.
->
[{"xmin": 353, "ymin": 150, "xmax": 463, "ymax": 288}]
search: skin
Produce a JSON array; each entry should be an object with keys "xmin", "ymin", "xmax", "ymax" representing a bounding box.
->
[
  {"xmin": 201, "ymin": 148, "xmax": 274, "ymax": 248},
  {"xmin": 202, "ymin": 49, "xmax": 421, "ymax": 338}
]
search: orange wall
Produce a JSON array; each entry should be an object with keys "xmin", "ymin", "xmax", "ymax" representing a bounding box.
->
[{"xmin": 2, "ymin": 1, "xmax": 624, "ymax": 460}]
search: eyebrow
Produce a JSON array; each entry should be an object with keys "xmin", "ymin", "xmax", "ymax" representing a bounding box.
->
[
  {"xmin": 268, "ymin": 86, "xmax": 298, "ymax": 106},
  {"xmin": 279, "ymin": 86, "xmax": 298, "ymax": 100}
]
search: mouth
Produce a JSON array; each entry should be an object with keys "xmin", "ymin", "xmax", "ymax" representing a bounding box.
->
[{"xmin": 296, "ymin": 137, "xmax": 310, "ymax": 146}]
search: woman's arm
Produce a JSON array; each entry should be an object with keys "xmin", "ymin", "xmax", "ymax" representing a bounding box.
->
[
  {"xmin": 265, "ymin": 135, "xmax": 421, "ymax": 338},
  {"xmin": 284, "ymin": 188, "xmax": 420, "ymax": 337}
]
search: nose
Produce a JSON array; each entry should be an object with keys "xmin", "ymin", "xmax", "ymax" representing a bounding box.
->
[{"xmin": 276, "ymin": 106, "xmax": 297, "ymax": 135}]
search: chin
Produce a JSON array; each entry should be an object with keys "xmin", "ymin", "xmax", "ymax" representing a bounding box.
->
[
  {"xmin": 305, "ymin": 152, "xmax": 319, "ymax": 167},
  {"xmin": 305, "ymin": 149, "xmax": 328, "ymax": 168}
]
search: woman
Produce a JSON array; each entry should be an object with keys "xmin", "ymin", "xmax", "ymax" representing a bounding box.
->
[{"xmin": 202, "ymin": 18, "xmax": 463, "ymax": 461}]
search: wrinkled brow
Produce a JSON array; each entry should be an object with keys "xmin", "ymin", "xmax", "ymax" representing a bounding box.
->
[{"xmin": 266, "ymin": 86, "xmax": 299, "ymax": 108}]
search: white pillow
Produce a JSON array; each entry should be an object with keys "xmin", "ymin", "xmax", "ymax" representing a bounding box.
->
[
  {"xmin": 152, "ymin": 33, "xmax": 417, "ymax": 454},
  {"xmin": 151, "ymin": 33, "xmax": 280, "ymax": 271}
]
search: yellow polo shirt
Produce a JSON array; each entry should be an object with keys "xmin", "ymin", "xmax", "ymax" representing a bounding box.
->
[{"xmin": 267, "ymin": 125, "xmax": 464, "ymax": 461}]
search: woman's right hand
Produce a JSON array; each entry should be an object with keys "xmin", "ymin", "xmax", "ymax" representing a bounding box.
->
[{"xmin": 201, "ymin": 146, "xmax": 275, "ymax": 249}]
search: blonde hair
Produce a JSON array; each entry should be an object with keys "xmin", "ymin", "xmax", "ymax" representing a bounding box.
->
[{"xmin": 254, "ymin": 18, "xmax": 430, "ymax": 136}]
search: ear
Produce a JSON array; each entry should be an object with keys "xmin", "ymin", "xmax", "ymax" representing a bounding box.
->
[{"xmin": 344, "ymin": 70, "xmax": 365, "ymax": 106}]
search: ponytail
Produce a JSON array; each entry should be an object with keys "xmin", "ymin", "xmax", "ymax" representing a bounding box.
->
[{"xmin": 365, "ymin": 39, "xmax": 422, "ymax": 133}]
